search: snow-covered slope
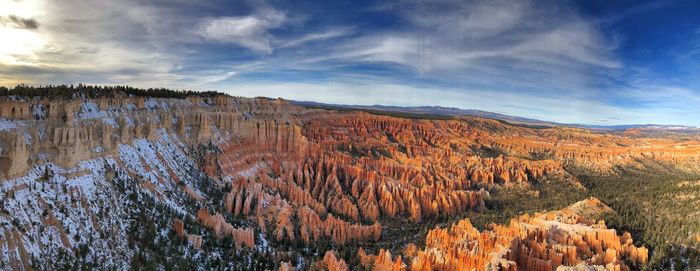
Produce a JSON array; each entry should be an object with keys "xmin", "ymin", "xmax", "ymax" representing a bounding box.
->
[{"xmin": 0, "ymin": 95, "xmax": 294, "ymax": 270}]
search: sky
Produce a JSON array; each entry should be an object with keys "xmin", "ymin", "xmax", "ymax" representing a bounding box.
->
[{"xmin": 1, "ymin": 0, "xmax": 700, "ymax": 125}]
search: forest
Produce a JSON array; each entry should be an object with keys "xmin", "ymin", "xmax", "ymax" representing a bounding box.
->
[{"xmin": 0, "ymin": 84, "xmax": 224, "ymax": 99}]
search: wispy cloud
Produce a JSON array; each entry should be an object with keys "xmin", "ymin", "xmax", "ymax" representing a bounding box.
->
[
  {"xmin": 312, "ymin": 0, "xmax": 619, "ymax": 92},
  {"xmin": 0, "ymin": 0, "xmax": 698, "ymax": 125},
  {"xmin": 280, "ymin": 28, "xmax": 353, "ymax": 48},
  {"xmin": 198, "ymin": 8, "xmax": 287, "ymax": 53}
]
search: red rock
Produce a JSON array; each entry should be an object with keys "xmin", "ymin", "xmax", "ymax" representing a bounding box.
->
[
  {"xmin": 361, "ymin": 198, "xmax": 648, "ymax": 271},
  {"xmin": 322, "ymin": 251, "xmax": 349, "ymax": 271},
  {"xmin": 196, "ymin": 208, "xmax": 255, "ymax": 248}
]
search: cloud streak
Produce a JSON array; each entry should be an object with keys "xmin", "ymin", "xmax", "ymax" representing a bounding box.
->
[{"xmin": 0, "ymin": 0, "xmax": 698, "ymax": 125}]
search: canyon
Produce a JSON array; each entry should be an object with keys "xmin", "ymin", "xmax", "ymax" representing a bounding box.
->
[{"xmin": 0, "ymin": 89, "xmax": 699, "ymax": 270}]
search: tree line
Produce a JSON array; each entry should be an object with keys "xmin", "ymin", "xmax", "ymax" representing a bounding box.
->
[{"xmin": 0, "ymin": 83, "xmax": 226, "ymax": 99}]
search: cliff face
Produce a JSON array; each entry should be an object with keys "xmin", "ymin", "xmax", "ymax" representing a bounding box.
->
[
  {"xmin": 0, "ymin": 96, "xmax": 305, "ymax": 180},
  {"xmin": 0, "ymin": 95, "xmax": 306, "ymax": 268},
  {"xmin": 359, "ymin": 198, "xmax": 648, "ymax": 271}
]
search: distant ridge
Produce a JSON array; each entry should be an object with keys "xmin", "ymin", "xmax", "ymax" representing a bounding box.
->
[{"xmin": 292, "ymin": 100, "xmax": 699, "ymax": 131}]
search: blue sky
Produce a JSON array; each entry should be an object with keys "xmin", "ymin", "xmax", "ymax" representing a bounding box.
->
[{"xmin": 1, "ymin": 0, "xmax": 700, "ymax": 125}]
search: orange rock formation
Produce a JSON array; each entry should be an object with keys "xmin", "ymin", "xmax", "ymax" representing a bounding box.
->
[
  {"xmin": 360, "ymin": 198, "xmax": 648, "ymax": 271},
  {"xmin": 196, "ymin": 208, "xmax": 255, "ymax": 248},
  {"xmin": 2, "ymin": 95, "xmax": 693, "ymax": 269},
  {"xmin": 173, "ymin": 219, "xmax": 203, "ymax": 249}
]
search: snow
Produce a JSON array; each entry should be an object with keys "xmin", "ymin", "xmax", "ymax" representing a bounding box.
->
[
  {"xmin": 78, "ymin": 102, "xmax": 108, "ymax": 119},
  {"xmin": 0, "ymin": 158, "xmax": 131, "ymax": 268},
  {"xmin": 0, "ymin": 102, "xmax": 268, "ymax": 269},
  {"xmin": 236, "ymin": 162, "xmax": 264, "ymax": 178},
  {"xmin": 38, "ymin": 152, "xmax": 50, "ymax": 162},
  {"xmin": 118, "ymin": 137, "xmax": 190, "ymax": 215},
  {"xmin": 145, "ymin": 98, "xmax": 159, "ymax": 109},
  {"xmin": 102, "ymin": 117, "xmax": 118, "ymax": 127},
  {"xmin": 258, "ymin": 232, "xmax": 269, "ymax": 253},
  {"xmin": 143, "ymin": 99, "xmax": 172, "ymax": 111},
  {"xmin": 0, "ymin": 118, "xmax": 18, "ymax": 131},
  {"xmin": 0, "ymin": 129, "xmax": 210, "ymax": 268},
  {"xmin": 124, "ymin": 116, "xmax": 135, "ymax": 127},
  {"xmin": 23, "ymin": 131, "xmax": 32, "ymax": 144},
  {"xmin": 37, "ymin": 126, "xmax": 47, "ymax": 141},
  {"xmin": 32, "ymin": 104, "xmax": 46, "ymax": 120},
  {"xmin": 0, "ymin": 128, "xmax": 210, "ymax": 268}
]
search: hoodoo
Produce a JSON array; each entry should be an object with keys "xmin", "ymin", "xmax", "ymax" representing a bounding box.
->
[{"xmin": 0, "ymin": 88, "xmax": 696, "ymax": 269}]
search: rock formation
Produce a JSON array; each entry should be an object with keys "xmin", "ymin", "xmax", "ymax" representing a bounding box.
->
[
  {"xmin": 320, "ymin": 251, "xmax": 349, "ymax": 271},
  {"xmin": 2, "ymin": 92, "xmax": 695, "ymax": 269},
  {"xmin": 173, "ymin": 219, "xmax": 203, "ymax": 249},
  {"xmin": 359, "ymin": 198, "xmax": 648, "ymax": 271},
  {"xmin": 196, "ymin": 208, "xmax": 255, "ymax": 248}
]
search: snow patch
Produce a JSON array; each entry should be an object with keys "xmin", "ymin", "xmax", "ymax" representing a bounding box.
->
[
  {"xmin": 0, "ymin": 118, "xmax": 18, "ymax": 131},
  {"xmin": 78, "ymin": 102, "xmax": 108, "ymax": 119}
]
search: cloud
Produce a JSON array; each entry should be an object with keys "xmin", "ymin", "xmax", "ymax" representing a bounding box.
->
[
  {"xmin": 293, "ymin": 0, "xmax": 619, "ymax": 99},
  {"xmin": 0, "ymin": 0, "xmax": 214, "ymax": 86},
  {"xmin": 280, "ymin": 28, "xmax": 352, "ymax": 48},
  {"xmin": 1, "ymin": 0, "xmax": 698, "ymax": 125},
  {"xmin": 1, "ymin": 15, "xmax": 39, "ymax": 29},
  {"xmin": 198, "ymin": 8, "xmax": 286, "ymax": 53}
]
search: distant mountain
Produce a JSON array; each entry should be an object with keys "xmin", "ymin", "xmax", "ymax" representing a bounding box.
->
[{"xmin": 292, "ymin": 100, "xmax": 699, "ymax": 131}]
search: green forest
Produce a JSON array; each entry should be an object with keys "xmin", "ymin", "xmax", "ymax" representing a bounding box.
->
[{"xmin": 0, "ymin": 84, "xmax": 224, "ymax": 99}]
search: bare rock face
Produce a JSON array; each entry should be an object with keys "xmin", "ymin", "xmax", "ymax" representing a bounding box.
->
[
  {"xmin": 0, "ymin": 101, "xmax": 31, "ymax": 119},
  {"xmin": 360, "ymin": 198, "xmax": 648, "ymax": 271},
  {"xmin": 173, "ymin": 219, "xmax": 185, "ymax": 238},
  {"xmin": 0, "ymin": 96, "xmax": 308, "ymax": 181},
  {"xmin": 196, "ymin": 208, "xmax": 255, "ymax": 248},
  {"xmin": 172, "ymin": 219, "xmax": 203, "ymax": 249},
  {"xmin": 187, "ymin": 235, "xmax": 203, "ymax": 249},
  {"xmin": 319, "ymin": 250, "xmax": 349, "ymax": 271},
  {"xmin": 0, "ymin": 133, "xmax": 30, "ymax": 178},
  {"xmin": 278, "ymin": 261, "xmax": 294, "ymax": 271}
]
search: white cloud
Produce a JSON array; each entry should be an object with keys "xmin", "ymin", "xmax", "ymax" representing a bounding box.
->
[
  {"xmin": 0, "ymin": 0, "xmax": 239, "ymax": 86},
  {"xmin": 304, "ymin": 0, "xmax": 619, "ymax": 96},
  {"xmin": 280, "ymin": 28, "xmax": 352, "ymax": 48},
  {"xmin": 198, "ymin": 9, "xmax": 286, "ymax": 53},
  {"xmin": 3, "ymin": 0, "xmax": 696, "ymax": 125}
]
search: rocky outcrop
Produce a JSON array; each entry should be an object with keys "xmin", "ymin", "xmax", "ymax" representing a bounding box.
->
[
  {"xmin": 173, "ymin": 219, "xmax": 203, "ymax": 249},
  {"xmin": 321, "ymin": 251, "xmax": 349, "ymax": 271},
  {"xmin": 279, "ymin": 261, "xmax": 294, "ymax": 271},
  {"xmin": 297, "ymin": 206, "xmax": 381, "ymax": 245},
  {"xmin": 360, "ymin": 198, "xmax": 648, "ymax": 271},
  {"xmin": 0, "ymin": 101, "xmax": 31, "ymax": 120},
  {"xmin": 0, "ymin": 95, "xmax": 311, "ymax": 181},
  {"xmin": 196, "ymin": 208, "xmax": 255, "ymax": 248},
  {"xmin": 0, "ymin": 133, "xmax": 29, "ymax": 178}
]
